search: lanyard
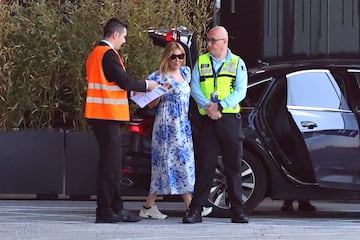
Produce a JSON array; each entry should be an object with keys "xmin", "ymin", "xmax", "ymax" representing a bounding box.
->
[{"xmin": 210, "ymin": 57, "xmax": 224, "ymax": 91}]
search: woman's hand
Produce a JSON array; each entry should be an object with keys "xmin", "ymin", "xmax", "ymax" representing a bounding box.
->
[
  {"xmin": 162, "ymin": 82, "xmax": 172, "ymax": 89},
  {"xmin": 147, "ymin": 97, "xmax": 161, "ymax": 109},
  {"xmin": 146, "ymin": 82, "xmax": 171, "ymax": 108}
]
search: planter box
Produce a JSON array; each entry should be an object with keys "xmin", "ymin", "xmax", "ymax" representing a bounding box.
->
[
  {"xmin": 64, "ymin": 131, "xmax": 98, "ymax": 197},
  {"xmin": 0, "ymin": 130, "xmax": 64, "ymax": 195},
  {"xmin": 0, "ymin": 129, "xmax": 134, "ymax": 198}
]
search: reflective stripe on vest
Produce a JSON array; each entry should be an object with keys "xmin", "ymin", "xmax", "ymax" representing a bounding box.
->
[
  {"xmin": 198, "ymin": 53, "xmax": 241, "ymax": 115},
  {"xmin": 85, "ymin": 45, "xmax": 130, "ymax": 121}
]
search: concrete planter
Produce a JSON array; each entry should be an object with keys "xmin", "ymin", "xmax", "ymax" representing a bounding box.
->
[{"xmin": 0, "ymin": 130, "xmax": 64, "ymax": 195}]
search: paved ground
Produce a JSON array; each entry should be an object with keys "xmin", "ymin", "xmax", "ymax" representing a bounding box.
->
[{"xmin": 1, "ymin": 198, "xmax": 360, "ymax": 240}]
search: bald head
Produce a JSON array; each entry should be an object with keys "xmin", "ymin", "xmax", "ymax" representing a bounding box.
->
[
  {"xmin": 206, "ymin": 25, "xmax": 229, "ymax": 60},
  {"xmin": 208, "ymin": 26, "xmax": 228, "ymax": 42}
]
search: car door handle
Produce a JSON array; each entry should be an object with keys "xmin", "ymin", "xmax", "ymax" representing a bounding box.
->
[
  {"xmin": 301, "ymin": 121, "xmax": 318, "ymax": 129},
  {"xmin": 355, "ymin": 106, "xmax": 360, "ymax": 114}
]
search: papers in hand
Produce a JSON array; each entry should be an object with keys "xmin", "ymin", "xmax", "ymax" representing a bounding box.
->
[{"xmin": 131, "ymin": 85, "xmax": 169, "ymax": 108}]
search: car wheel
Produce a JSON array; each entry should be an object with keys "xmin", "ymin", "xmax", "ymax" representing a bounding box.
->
[{"xmin": 207, "ymin": 150, "xmax": 267, "ymax": 216}]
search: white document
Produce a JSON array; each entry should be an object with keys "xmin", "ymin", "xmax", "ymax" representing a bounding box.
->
[{"xmin": 131, "ymin": 85, "xmax": 169, "ymax": 108}]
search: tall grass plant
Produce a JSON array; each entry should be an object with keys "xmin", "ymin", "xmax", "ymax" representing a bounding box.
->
[{"xmin": 0, "ymin": 0, "xmax": 213, "ymax": 131}]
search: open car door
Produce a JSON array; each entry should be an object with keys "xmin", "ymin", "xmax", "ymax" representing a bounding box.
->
[{"xmin": 287, "ymin": 69, "xmax": 360, "ymax": 190}]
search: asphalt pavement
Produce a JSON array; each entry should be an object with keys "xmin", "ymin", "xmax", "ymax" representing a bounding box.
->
[{"xmin": 1, "ymin": 197, "xmax": 360, "ymax": 240}]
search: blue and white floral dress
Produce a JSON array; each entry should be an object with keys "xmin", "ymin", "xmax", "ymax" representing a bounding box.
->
[{"xmin": 147, "ymin": 66, "xmax": 195, "ymax": 195}]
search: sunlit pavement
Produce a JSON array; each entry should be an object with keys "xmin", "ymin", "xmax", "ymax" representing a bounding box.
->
[{"xmin": 1, "ymin": 198, "xmax": 360, "ymax": 240}]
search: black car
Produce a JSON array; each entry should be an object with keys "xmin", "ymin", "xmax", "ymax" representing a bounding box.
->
[{"xmin": 122, "ymin": 27, "xmax": 360, "ymax": 215}]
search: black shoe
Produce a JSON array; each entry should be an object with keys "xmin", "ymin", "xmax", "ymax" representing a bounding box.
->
[
  {"xmin": 95, "ymin": 208, "xmax": 123, "ymax": 223},
  {"xmin": 117, "ymin": 209, "xmax": 141, "ymax": 222},
  {"xmin": 182, "ymin": 209, "xmax": 202, "ymax": 224},
  {"xmin": 298, "ymin": 201, "xmax": 317, "ymax": 212},
  {"xmin": 231, "ymin": 214, "xmax": 249, "ymax": 223},
  {"xmin": 280, "ymin": 200, "xmax": 294, "ymax": 212}
]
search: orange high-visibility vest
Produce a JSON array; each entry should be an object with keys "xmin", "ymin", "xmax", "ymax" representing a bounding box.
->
[{"xmin": 85, "ymin": 45, "xmax": 130, "ymax": 121}]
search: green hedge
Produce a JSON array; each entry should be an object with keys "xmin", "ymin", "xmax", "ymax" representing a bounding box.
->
[{"xmin": 0, "ymin": 0, "xmax": 213, "ymax": 131}]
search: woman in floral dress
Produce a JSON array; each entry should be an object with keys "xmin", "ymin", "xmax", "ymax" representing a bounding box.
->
[{"xmin": 139, "ymin": 41, "xmax": 195, "ymax": 220}]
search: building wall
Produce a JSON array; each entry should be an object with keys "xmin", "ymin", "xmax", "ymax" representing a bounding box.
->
[
  {"xmin": 220, "ymin": 0, "xmax": 262, "ymax": 66},
  {"xmin": 220, "ymin": 0, "xmax": 360, "ymax": 66}
]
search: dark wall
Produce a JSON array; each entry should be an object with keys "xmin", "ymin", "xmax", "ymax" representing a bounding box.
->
[
  {"xmin": 220, "ymin": 0, "xmax": 360, "ymax": 66},
  {"xmin": 264, "ymin": 0, "xmax": 360, "ymax": 61},
  {"xmin": 220, "ymin": 0, "xmax": 262, "ymax": 67}
]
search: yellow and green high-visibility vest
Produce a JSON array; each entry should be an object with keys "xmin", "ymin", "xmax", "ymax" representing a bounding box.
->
[{"xmin": 198, "ymin": 53, "xmax": 241, "ymax": 115}]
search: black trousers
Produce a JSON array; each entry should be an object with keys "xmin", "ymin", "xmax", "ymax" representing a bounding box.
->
[
  {"xmin": 189, "ymin": 113, "xmax": 245, "ymax": 215},
  {"xmin": 88, "ymin": 119, "xmax": 124, "ymax": 213}
]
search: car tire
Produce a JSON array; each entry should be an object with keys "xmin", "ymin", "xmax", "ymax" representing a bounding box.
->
[{"xmin": 207, "ymin": 150, "xmax": 267, "ymax": 216}]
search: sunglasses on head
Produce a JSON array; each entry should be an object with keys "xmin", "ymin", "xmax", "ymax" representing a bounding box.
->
[{"xmin": 170, "ymin": 53, "xmax": 185, "ymax": 60}]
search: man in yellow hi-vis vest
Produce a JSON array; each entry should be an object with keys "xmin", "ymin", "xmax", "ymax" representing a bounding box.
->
[
  {"xmin": 183, "ymin": 26, "xmax": 248, "ymax": 224},
  {"xmin": 85, "ymin": 18, "xmax": 158, "ymax": 224}
]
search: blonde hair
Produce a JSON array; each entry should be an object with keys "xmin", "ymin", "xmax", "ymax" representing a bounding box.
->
[{"xmin": 159, "ymin": 42, "xmax": 186, "ymax": 75}]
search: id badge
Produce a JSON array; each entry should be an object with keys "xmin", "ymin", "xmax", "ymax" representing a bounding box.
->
[{"xmin": 210, "ymin": 92, "xmax": 219, "ymax": 102}]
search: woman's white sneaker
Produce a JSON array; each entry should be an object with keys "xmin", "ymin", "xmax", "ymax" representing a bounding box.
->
[
  {"xmin": 201, "ymin": 207, "xmax": 213, "ymax": 217},
  {"xmin": 139, "ymin": 205, "xmax": 168, "ymax": 220}
]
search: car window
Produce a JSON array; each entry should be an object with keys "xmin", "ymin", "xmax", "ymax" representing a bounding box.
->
[
  {"xmin": 344, "ymin": 70, "xmax": 360, "ymax": 113},
  {"xmin": 244, "ymin": 78, "xmax": 272, "ymax": 107},
  {"xmin": 286, "ymin": 70, "xmax": 349, "ymax": 110},
  {"xmin": 353, "ymin": 72, "xmax": 360, "ymax": 89}
]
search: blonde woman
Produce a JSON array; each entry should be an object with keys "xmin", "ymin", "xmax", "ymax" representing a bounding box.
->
[{"xmin": 139, "ymin": 42, "xmax": 195, "ymax": 219}]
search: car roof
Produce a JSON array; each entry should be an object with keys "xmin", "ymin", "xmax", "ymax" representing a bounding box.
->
[{"xmin": 248, "ymin": 58, "xmax": 360, "ymax": 83}]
